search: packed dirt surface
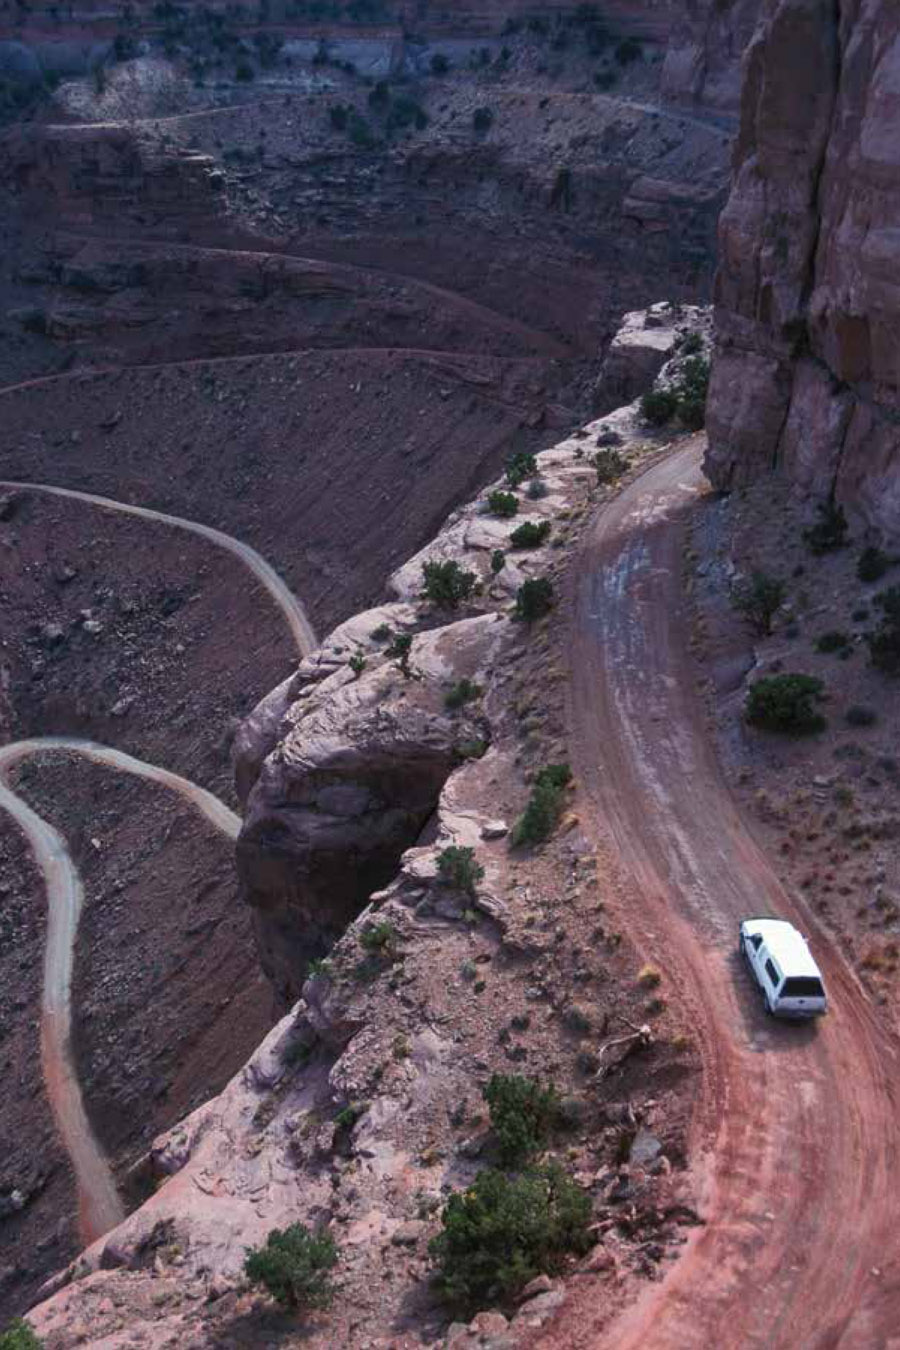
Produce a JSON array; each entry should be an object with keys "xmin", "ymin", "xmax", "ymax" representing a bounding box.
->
[
  {"xmin": 0, "ymin": 819, "xmax": 76, "ymax": 1319},
  {"xmin": 543, "ymin": 443, "xmax": 900, "ymax": 1348}
]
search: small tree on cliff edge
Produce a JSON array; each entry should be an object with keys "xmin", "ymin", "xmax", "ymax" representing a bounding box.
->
[{"xmin": 244, "ymin": 1224, "xmax": 338, "ymax": 1311}]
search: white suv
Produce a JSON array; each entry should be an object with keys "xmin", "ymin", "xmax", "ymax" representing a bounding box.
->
[{"xmin": 739, "ymin": 917, "xmax": 828, "ymax": 1019}]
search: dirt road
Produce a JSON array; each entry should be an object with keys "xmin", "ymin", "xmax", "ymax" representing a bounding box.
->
[
  {"xmin": 0, "ymin": 738, "xmax": 241, "ymax": 1245},
  {"xmin": 0, "ymin": 484, "xmax": 316, "ymax": 1244},
  {"xmin": 546, "ymin": 443, "xmax": 900, "ymax": 1348},
  {"xmin": 0, "ymin": 479, "xmax": 317, "ymax": 656}
]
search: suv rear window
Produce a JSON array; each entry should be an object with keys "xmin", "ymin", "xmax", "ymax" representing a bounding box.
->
[{"xmin": 781, "ymin": 977, "xmax": 824, "ymax": 998}]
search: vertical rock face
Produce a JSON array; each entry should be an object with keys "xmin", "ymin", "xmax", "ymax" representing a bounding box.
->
[
  {"xmin": 705, "ymin": 0, "xmax": 900, "ymax": 540},
  {"xmin": 661, "ymin": 0, "xmax": 763, "ymax": 111}
]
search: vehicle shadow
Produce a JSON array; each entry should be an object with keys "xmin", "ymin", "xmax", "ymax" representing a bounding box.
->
[{"xmin": 728, "ymin": 949, "xmax": 820, "ymax": 1051}]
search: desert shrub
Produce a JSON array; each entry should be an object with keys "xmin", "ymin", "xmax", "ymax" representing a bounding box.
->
[
  {"xmin": 506, "ymin": 451, "xmax": 537, "ymax": 487},
  {"xmin": 815, "ymin": 630, "xmax": 852, "ymax": 655},
  {"xmin": 0, "ymin": 1323, "xmax": 42, "ymax": 1350},
  {"xmin": 594, "ymin": 69, "xmax": 617, "ymax": 90},
  {"xmin": 329, "ymin": 102, "xmax": 348, "ymax": 129},
  {"xmin": 490, "ymin": 548, "xmax": 505, "ymax": 575},
  {"xmin": 305, "ymin": 956, "xmax": 332, "ymax": 979},
  {"xmin": 514, "ymin": 577, "xmax": 554, "ymax": 621},
  {"xmin": 387, "ymin": 95, "xmax": 428, "ymax": 132},
  {"xmin": 640, "ymin": 388, "xmax": 677, "ymax": 426},
  {"xmin": 368, "ymin": 79, "xmax": 391, "ymax": 109},
  {"xmin": 594, "ymin": 448, "xmax": 629, "ymax": 485},
  {"xmin": 680, "ymin": 331, "xmax": 703, "ymax": 354},
  {"xmin": 371, "ymin": 622, "xmax": 392, "ymax": 641},
  {"xmin": 456, "ymin": 737, "xmax": 488, "ymax": 760},
  {"xmin": 858, "ymin": 545, "xmax": 891, "ymax": 583},
  {"xmin": 244, "ymin": 1224, "xmax": 337, "ymax": 1310},
  {"xmin": 429, "ymin": 1164, "xmax": 592, "ymax": 1312},
  {"xmin": 732, "ymin": 571, "xmax": 785, "ymax": 636},
  {"xmin": 745, "ymin": 674, "xmax": 826, "ymax": 734},
  {"xmin": 359, "ymin": 920, "xmax": 399, "ymax": 953},
  {"xmin": 349, "ymin": 652, "xmax": 366, "ymax": 678},
  {"xmin": 445, "ymin": 678, "xmax": 482, "ymax": 709},
  {"xmin": 510, "ymin": 520, "xmax": 551, "ymax": 549},
  {"xmin": 803, "ymin": 501, "xmax": 848, "ymax": 555},
  {"xmin": 334, "ymin": 1102, "xmax": 364, "ymax": 1128},
  {"xmin": 235, "ymin": 58, "xmax": 255, "ymax": 80},
  {"xmin": 488, "ymin": 490, "xmax": 519, "ymax": 519},
  {"xmin": 846, "ymin": 705, "xmax": 877, "ymax": 727},
  {"xmin": 430, "ymin": 52, "xmax": 450, "ymax": 74},
  {"xmin": 511, "ymin": 763, "xmax": 572, "ymax": 845},
  {"xmin": 347, "ymin": 111, "xmax": 376, "ymax": 148},
  {"xmin": 527, "ymin": 476, "xmax": 548, "ymax": 500},
  {"xmin": 637, "ymin": 964, "xmax": 661, "ymax": 989},
  {"xmin": 472, "ymin": 105, "xmax": 494, "ymax": 133},
  {"xmin": 422, "ymin": 559, "xmax": 477, "ymax": 608},
  {"xmin": 673, "ymin": 354, "xmax": 709, "ymax": 429},
  {"xmin": 615, "ymin": 36, "xmax": 642, "ymax": 64},
  {"xmin": 483, "ymin": 1074, "xmax": 562, "ymax": 1165},
  {"xmin": 867, "ymin": 586, "xmax": 900, "ymax": 675},
  {"xmin": 387, "ymin": 631, "xmax": 413, "ymax": 676},
  {"xmin": 437, "ymin": 845, "xmax": 484, "ymax": 894}
]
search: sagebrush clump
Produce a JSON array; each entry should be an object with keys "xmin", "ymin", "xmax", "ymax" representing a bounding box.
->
[
  {"xmin": 731, "ymin": 570, "xmax": 785, "ymax": 636},
  {"xmin": 510, "ymin": 520, "xmax": 551, "ymax": 549},
  {"xmin": 0, "ymin": 1323, "xmax": 42, "ymax": 1350},
  {"xmin": 429, "ymin": 1164, "xmax": 592, "ymax": 1312},
  {"xmin": 803, "ymin": 500, "xmax": 848, "ymax": 555},
  {"xmin": 243, "ymin": 1224, "xmax": 338, "ymax": 1310},
  {"xmin": 514, "ymin": 577, "xmax": 554, "ymax": 621},
  {"xmin": 511, "ymin": 763, "xmax": 573, "ymax": 845},
  {"xmin": 745, "ymin": 673, "xmax": 826, "ymax": 734},
  {"xmin": 422, "ymin": 559, "xmax": 477, "ymax": 608},
  {"xmin": 488, "ymin": 489, "xmax": 519, "ymax": 519},
  {"xmin": 867, "ymin": 587, "xmax": 900, "ymax": 675},
  {"xmin": 483, "ymin": 1073, "xmax": 562, "ymax": 1164},
  {"xmin": 437, "ymin": 845, "xmax": 484, "ymax": 895}
]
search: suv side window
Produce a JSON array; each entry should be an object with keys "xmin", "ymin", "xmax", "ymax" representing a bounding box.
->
[{"xmin": 764, "ymin": 958, "xmax": 780, "ymax": 990}]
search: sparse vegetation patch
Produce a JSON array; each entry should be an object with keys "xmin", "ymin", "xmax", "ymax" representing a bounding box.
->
[
  {"xmin": 429, "ymin": 1164, "xmax": 592, "ymax": 1312},
  {"xmin": 244, "ymin": 1224, "xmax": 338, "ymax": 1311},
  {"xmin": 511, "ymin": 763, "xmax": 572, "ymax": 845},
  {"xmin": 483, "ymin": 1073, "xmax": 562, "ymax": 1164},
  {"xmin": 745, "ymin": 673, "xmax": 826, "ymax": 734}
]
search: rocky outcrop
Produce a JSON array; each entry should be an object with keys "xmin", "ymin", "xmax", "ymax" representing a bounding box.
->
[
  {"xmin": 705, "ymin": 0, "xmax": 900, "ymax": 541},
  {"xmin": 236, "ymin": 612, "xmax": 498, "ymax": 1005},
  {"xmin": 660, "ymin": 0, "xmax": 762, "ymax": 111},
  {"xmin": 594, "ymin": 301, "xmax": 711, "ymax": 411}
]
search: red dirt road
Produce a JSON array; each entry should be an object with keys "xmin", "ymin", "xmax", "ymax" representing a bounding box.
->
[{"xmin": 546, "ymin": 444, "xmax": 900, "ymax": 1348}]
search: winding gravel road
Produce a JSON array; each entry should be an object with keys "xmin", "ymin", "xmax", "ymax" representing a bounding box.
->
[
  {"xmin": 541, "ymin": 443, "xmax": 900, "ymax": 1349},
  {"xmin": 0, "ymin": 740, "xmax": 241, "ymax": 1242},
  {"xmin": 0, "ymin": 485, "xmax": 316, "ymax": 1243},
  {"xmin": 0, "ymin": 479, "xmax": 316, "ymax": 655}
]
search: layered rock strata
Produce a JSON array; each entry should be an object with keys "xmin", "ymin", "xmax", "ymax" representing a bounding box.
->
[{"xmin": 705, "ymin": 0, "xmax": 900, "ymax": 541}]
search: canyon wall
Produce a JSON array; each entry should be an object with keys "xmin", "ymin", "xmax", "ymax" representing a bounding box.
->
[{"xmin": 705, "ymin": 0, "xmax": 900, "ymax": 541}]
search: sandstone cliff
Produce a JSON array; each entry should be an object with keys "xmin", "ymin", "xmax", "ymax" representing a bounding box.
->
[{"xmin": 705, "ymin": 0, "xmax": 900, "ymax": 540}]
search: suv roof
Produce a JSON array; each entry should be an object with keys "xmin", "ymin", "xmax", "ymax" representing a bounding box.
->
[{"xmin": 742, "ymin": 918, "xmax": 822, "ymax": 980}]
